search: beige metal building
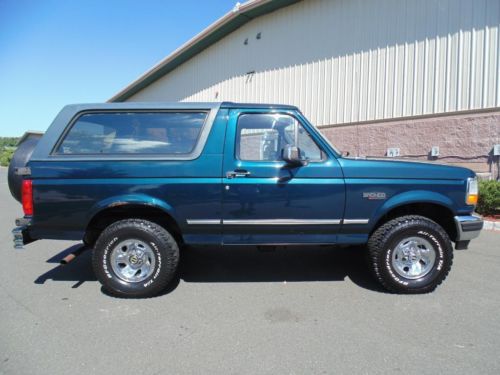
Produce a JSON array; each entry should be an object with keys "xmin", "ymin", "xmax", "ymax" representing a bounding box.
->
[{"xmin": 110, "ymin": 0, "xmax": 500, "ymax": 177}]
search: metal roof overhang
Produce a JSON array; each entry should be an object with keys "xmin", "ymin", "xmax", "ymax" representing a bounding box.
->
[{"xmin": 108, "ymin": 0, "xmax": 301, "ymax": 102}]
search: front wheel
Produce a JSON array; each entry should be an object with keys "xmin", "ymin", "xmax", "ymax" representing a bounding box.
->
[
  {"xmin": 92, "ymin": 219, "xmax": 179, "ymax": 298},
  {"xmin": 367, "ymin": 215, "xmax": 453, "ymax": 294}
]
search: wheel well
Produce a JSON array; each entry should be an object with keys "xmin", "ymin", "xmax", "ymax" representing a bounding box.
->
[
  {"xmin": 84, "ymin": 205, "xmax": 183, "ymax": 247},
  {"xmin": 370, "ymin": 203, "xmax": 457, "ymax": 241}
]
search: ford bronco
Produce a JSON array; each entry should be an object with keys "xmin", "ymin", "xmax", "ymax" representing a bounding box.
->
[{"xmin": 9, "ymin": 102, "xmax": 483, "ymax": 297}]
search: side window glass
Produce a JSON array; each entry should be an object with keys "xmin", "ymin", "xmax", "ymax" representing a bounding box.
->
[
  {"xmin": 236, "ymin": 113, "xmax": 324, "ymax": 162},
  {"xmin": 57, "ymin": 112, "xmax": 207, "ymax": 155}
]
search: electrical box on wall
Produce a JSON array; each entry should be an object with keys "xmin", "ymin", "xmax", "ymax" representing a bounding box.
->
[
  {"xmin": 431, "ymin": 146, "xmax": 440, "ymax": 157},
  {"xmin": 494, "ymin": 144, "xmax": 500, "ymax": 156},
  {"xmin": 387, "ymin": 148, "xmax": 400, "ymax": 157}
]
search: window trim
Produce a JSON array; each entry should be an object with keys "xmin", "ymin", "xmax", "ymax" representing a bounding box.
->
[
  {"xmin": 49, "ymin": 109, "xmax": 214, "ymax": 161},
  {"xmin": 234, "ymin": 112, "xmax": 327, "ymax": 163}
]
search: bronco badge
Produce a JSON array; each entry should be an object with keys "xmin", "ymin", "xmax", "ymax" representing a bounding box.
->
[{"xmin": 363, "ymin": 192, "xmax": 387, "ymax": 200}]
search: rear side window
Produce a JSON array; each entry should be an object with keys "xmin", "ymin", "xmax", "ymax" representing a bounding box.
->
[{"xmin": 56, "ymin": 111, "xmax": 207, "ymax": 155}]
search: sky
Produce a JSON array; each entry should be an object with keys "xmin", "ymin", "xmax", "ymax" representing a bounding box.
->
[{"xmin": 0, "ymin": 0, "xmax": 238, "ymax": 136}]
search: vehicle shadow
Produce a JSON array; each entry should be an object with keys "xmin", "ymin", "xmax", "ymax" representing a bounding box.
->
[
  {"xmin": 180, "ymin": 246, "xmax": 385, "ymax": 293},
  {"xmin": 34, "ymin": 244, "xmax": 386, "ymax": 294},
  {"xmin": 34, "ymin": 244, "xmax": 96, "ymax": 289}
]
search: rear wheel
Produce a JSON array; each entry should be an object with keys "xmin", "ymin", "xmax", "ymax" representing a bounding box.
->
[
  {"xmin": 92, "ymin": 219, "xmax": 179, "ymax": 298},
  {"xmin": 367, "ymin": 215, "xmax": 453, "ymax": 294}
]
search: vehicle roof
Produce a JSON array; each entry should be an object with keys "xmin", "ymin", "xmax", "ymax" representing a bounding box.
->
[{"xmin": 61, "ymin": 102, "xmax": 298, "ymax": 111}]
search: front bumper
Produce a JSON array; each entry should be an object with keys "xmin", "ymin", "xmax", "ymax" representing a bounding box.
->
[{"xmin": 454, "ymin": 215, "xmax": 483, "ymax": 242}]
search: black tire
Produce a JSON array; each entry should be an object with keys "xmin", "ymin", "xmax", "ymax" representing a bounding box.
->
[
  {"xmin": 367, "ymin": 215, "xmax": 453, "ymax": 294},
  {"xmin": 92, "ymin": 219, "xmax": 179, "ymax": 298}
]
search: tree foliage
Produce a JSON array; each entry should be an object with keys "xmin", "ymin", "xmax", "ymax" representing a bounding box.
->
[{"xmin": 0, "ymin": 137, "xmax": 19, "ymax": 167}]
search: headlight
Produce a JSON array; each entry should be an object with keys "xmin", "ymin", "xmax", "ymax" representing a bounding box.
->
[{"xmin": 466, "ymin": 177, "xmax": 478, "ymax": 206}]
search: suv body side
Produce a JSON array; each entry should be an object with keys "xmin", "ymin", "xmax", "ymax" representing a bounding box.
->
[{"xmin": 22, "ymin": 102, "xmax": 478, "ymax": 249}]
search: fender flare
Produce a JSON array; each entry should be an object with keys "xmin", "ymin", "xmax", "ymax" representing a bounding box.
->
[
  {"xmin": 85, "ymin": 194, "xmax": 180, "ymax": 228},
  {"xmin": 368, "ymin": 190, "xmax": 455, "ymax": 232}
]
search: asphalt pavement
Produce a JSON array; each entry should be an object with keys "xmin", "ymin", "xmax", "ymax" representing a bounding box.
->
[{"xmin": 0, "ymin": 166, "xmax": 499, "ymax": 375}]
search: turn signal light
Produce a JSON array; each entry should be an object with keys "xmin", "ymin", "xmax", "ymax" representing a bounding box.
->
[
  {"xmin": 22, "ymin": 179, "xmax": 33, "ymax": 216},
  {"xmin": 466, "ymin": 194, "xmax": 478, "ymax": 206},
  {"xmin": 466, "ymin": 177, "xmax": 478, "ymax": 206}
]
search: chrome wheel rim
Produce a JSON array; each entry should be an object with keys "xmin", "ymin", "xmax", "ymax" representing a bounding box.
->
[
  {"xmin": 391, "ymin": 236, "xmax": 436, "ymax": 280},
  {"xmin": 110, "ymin": 239, "xmax": 156, "ymax": 283}
]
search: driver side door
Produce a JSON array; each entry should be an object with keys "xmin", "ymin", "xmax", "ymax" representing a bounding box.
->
[{"xmin": 221, "ymin": 109, "xmax": 345, "ymax": 245}]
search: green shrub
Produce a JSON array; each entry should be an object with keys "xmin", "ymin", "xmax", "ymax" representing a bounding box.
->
[{"xmin": 477, "ymin": 180, "xmax": 500, "ymax": 216}]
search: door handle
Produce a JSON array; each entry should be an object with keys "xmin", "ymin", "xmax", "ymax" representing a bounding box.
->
[{"xmin": 226, "ymin": 169, "xmax": 251, "ymax": 179}]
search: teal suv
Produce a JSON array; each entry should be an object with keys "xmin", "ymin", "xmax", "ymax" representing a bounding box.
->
[{"xmin": 9, "ymin": 102, "xmax": 483, "ymax": 297}]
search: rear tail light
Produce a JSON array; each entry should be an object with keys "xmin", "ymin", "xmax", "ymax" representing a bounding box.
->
[
  {"xmin": 22, "ymin": 179, "xmax": 34, "ymax": 216},
  {"xmin": 466, "ymin": 177, "xmax": 478, "ymax": 206}
]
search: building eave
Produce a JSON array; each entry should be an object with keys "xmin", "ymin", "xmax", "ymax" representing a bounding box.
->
[{"xmin": 108, "ymin": 0, "xmax": 301, "ymax": 103}]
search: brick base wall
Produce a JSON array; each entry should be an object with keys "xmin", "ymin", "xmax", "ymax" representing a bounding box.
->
[{"xmin": 319, "ymin": 109, "xmax": 500, "ymax": 178}]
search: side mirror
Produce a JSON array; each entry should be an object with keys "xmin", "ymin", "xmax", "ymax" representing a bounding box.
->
[{"xmin": 282, "ymin": 145, "xmax": 307, "ymax": 166}]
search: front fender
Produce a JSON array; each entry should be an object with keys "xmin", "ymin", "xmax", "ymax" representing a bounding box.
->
[
  {"xmin": 369, "ymin": 190, "xmax": 455, "ymax": 231},
  {"xmin": 86, "ymin": 194, "xmax": 178, "ymax": 226}
]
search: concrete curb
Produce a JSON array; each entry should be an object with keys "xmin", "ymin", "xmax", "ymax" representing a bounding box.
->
[{"xmin": 483, "ymin": 220, "xmax": 500, "ymax": 231}]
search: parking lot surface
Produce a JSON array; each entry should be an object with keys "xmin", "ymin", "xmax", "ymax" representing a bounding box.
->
[{"xmin": 0, "ymin": 166, "xmax": 499, "ymax": 375}]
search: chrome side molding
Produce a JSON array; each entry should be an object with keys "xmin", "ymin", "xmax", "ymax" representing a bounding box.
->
[
  {"xmin": 186, "ymin": 219, "xmax": 222, "ymax": 225},
  {"xmin": 343, "ymin": 219, "xmax": 370, "ymax": 224},
  {"xmin": 186, "ymin": 218, "xmax": 370, "ymax": 225},
  {"xmin": 223, "ymin": 219, "xmax": 342, "ymax": 225}
]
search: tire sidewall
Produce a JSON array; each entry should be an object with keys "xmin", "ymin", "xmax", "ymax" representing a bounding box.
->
[
  {"xmin": 383, "ymin": 224, "xmax": 448, "ymax": 289},
  {"xmin": 96, "ymin": 225, "xmax": 166, "ymax": 295}
]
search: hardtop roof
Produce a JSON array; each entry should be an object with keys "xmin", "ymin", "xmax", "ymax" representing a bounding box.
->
[{"xmin": 61, "ymin": 102, "xmax": 298, "ymax": 111}]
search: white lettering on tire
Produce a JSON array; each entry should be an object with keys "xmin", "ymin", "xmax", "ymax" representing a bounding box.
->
[
  {"xmin": 143, "ymin": 242, "xmax": 162, "ymax": 288},
  {"xmin": 103, "ymin": 237, "xmax": 118, "ymax": 279}
]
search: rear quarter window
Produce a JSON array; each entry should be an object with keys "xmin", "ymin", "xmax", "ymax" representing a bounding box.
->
[{"xmin": 55, "ymin": 111, "xmax": 207, "ymax": 155}]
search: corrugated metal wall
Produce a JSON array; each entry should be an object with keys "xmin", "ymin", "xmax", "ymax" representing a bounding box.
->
[{"xmin": 129, "ymin": 0, "xmax": 500, "ymax": 127}]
